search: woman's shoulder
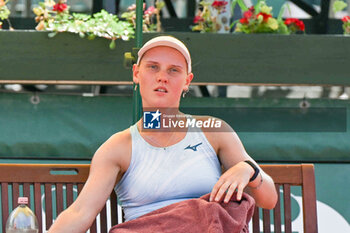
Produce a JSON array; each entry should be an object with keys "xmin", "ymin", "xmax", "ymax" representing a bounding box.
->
[
  {"xmin": 189, "ymin": 115, "xmax": 234, "ymax": 153},
  {"xmin": 106, "ymin": 127, "xmax": 132, "ymax": 146},
  {"xmin": 92, "ymin": 127, "xmax": 132, "ymax": 173}
]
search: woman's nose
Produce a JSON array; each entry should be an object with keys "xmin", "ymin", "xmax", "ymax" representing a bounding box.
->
[{"xmin": 156, "ymin": 71, "xmax": 168, "ymax": 83}]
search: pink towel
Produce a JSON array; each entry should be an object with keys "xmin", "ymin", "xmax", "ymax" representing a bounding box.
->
[{"xmin": 109, "ymin": 192, "xmax": 255, "ymax": 233}]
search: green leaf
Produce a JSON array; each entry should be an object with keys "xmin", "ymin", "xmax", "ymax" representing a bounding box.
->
[
  {"xmin": 37, "ymin": 7, "xmax": 134, "ymax": 48},
  {"xmin": 236, "ymin": 0, "xmax": 248, "ymax": 11},
  {"xmin": 255, "ymin": 0, "xmax": 263, "ymax": 13},
  {"xmin": 156, "ymin": 1, "xmax": 165, "ymax": 9},
  {"xmin": 48, "ymin": 32, "xmax": 57, "ymax": 38},
  {"xmin": 109, "ymin": 40, "xmax": 116, "ymax": 50},
  {"xmin": 0, "ymin": 6, "xmax": 11, "ymax": 20},
  {"xmin": 267, "ymin": 18, "xmax": 278, "ymax": 30},
  {"xmin": 333, "ymin": 1, "xmax": 347, "ymax": 13},
  {"xmin": 231, "ymin": 0, "xmax": 237, "ymax": 16},
  {"xmin": 277, "ymin": 4, "xmax": 286, "ymax": 21},
  {"xmin": 230, "ymin": 19, "xmax": 240, "ymax": 29},
  {"xmin": 199, "ymin": 1, "xmax": 211, "ymax": 7},
  {"xmin": 88, "ymin": 34, "xmax": 96, "ymax": 40},
  {"xmin": 279, "ymin": 23, "xmax": 290, "ymax": 34},
  {"xmin": 260, "ymin": 5, "xmax": 272, "ymax": 14}
]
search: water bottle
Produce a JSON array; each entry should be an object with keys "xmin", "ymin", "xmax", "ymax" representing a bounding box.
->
[{"xmin": 5, "ymin": 197, "xmax": 39, "ymax": 233}]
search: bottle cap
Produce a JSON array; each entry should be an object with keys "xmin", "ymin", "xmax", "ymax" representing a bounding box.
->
[{"xmin": 18, "ymin": 197, "xmax": 28, "ymax": 204}]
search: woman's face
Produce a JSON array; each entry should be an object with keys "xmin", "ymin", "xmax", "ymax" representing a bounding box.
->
[{"xmin": 133, "ymin": 46, "xmax": 193, "ymax": 108}]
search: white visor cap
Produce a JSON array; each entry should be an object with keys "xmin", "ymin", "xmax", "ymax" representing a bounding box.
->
[{"xmin": 137, "ymin": 36, "xmax": 192, "ymax": 73}]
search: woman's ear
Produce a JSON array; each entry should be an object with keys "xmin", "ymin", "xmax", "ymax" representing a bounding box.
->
[
  {"xmin": 184, "ymin": 72, "xmax": 194, "ymax": 90},
  {"xmin": 133, "ymin": 64, "xmax": 140, "ymax": 84}
]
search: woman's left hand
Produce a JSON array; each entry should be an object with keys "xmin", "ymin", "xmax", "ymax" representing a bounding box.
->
[{"xmin": 209, "ymin": 161, "xmax": 254, "ymax": 203}]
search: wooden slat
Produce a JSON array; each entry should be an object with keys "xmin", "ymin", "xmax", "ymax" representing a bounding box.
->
[
  {"xmin": 283, "ymin": 184, "xmax": 292, "ymax": 233},
  {"xmin": 23, "ymin": 183, "xmax": 31, "ymax": 206},
  {"xmin": 1, "ymin": 183, "xmax": 9, "ymax": 233},
  {"xmin": 45, "ymin": 183, "xmax": 53, "ymax": 230},
  {"xmin": 252, "ymin": 206, "xmax": 260, "ymax": 233},
  {"xmin": 12, "ymin": 183, "xmax": 19, "ymax": 208},
  {"xmin": 66, "ymin": 183, "xmax": 74, "ymax": 207},
  {"xmin": 77, "ymin": 183, "xmax": 84, "ymax": 194},
  {"xmin": 263, "ymin": 209, "xmax": 271, "ymax": 233},
  {"xmin": 90, "ymin": 219, "xmax": 97, "ymax": 233},
  {"xmin": 0, "ymin": 164, "xmax": 90, "ymax": 183},
  {"xmin": 260, "ymin": 165, "xmax": 302, "ymax": 185},
  {"xmin": 110, "ymin": 192, "xmax": 118, "ymax": 226},
  {"xmin": 301, "ymin": 164, "xmax": 318, "ymax": 233},
  {"xmin": 34, "ymin": 183, "xmax": 43, "ymax": 233},
  {"xmin": 122, "ymin": 208, "xmax": 125, "ymax": 223},
  {"xmin": 273, "ymin": 184, "xmax": 282, "ymax": 233},
  {"xmin": 100, "ymin": 205, "xmax": 108, "ymax": 233},
  {"xmin": 56, "ymin": 183, "xmax": 64, "ymax": 216}
]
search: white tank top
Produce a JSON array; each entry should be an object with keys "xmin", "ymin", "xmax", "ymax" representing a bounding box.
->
[{"xmin": 115, "ymin": 123, "xmax": 221, "ymax": 221}]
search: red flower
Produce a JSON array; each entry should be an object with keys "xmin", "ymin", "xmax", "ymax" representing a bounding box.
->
[
  {"xmin": 212, "ymin": 1, "xmax": 228, "ymax": 9},
  {"xmin": 256, "ymin": 12, "xmax": 272, "ymax": 23},
  {"xmin": 53, "ymin": 3, "xmax": 67, "ymax": 13},
  {"xmin": 193, "ymin": 15, "xmax": 204, "ymax": 24},
  {"xmin": 285, "ymin": 18, "xmax": 305, "ymax": 31},
  {"xmin": 240, "ymin": 18, "xmax": 249, "ymax": 24},
  {"xmin": 243, "ymin": 10, "xmax": 253, "ymax": 19},
  {"xmin": 342, "ymin": 16, "xmax": 350, "ymax": 22},
  {"xmin": 240, "ymin": 9, "xmax": 254, "ymax": 24}
]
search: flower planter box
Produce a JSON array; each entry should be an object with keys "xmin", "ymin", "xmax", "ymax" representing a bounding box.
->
[{"xmin": 0, "ymin": 30, "xmax": 350, "ymax": 86}]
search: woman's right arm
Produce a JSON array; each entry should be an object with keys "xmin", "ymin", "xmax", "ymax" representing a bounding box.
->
[{"xmin": 48, "ymin": 131, "xmax": 130, "ymax": 233}]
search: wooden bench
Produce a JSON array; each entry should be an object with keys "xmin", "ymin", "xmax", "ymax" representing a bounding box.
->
[{"xmin": 0, "ymin": 163, "xmax": 317, "ymax": 233}]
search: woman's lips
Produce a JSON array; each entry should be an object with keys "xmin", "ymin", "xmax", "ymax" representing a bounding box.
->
[{"xmin": 154, "ymin": 87, "xmax": 168, "ymax": 93}]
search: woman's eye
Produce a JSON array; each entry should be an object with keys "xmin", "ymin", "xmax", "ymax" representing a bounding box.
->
[{"xmin": 148, "ymin": 65, "xmax": 158, "ymax": 70}]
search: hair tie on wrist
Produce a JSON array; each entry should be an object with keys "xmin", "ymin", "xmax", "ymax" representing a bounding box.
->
[{"xmin": 244, "ymin": 160, "xmax": 260, "ymax": 182}]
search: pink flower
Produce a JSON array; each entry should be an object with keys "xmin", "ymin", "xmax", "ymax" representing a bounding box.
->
[
  {"xmin": 144, "ymin": 6, "xmax": 157, "ymax": 15},
  {"xmin": 127, "ymin": 3, "xmax": 146, "ymax": 11},
  {"xmin": 127, "ymin": 4, "xmax": 136, "ymax": 11}
]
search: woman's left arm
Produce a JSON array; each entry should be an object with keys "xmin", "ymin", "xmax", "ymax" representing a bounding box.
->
[{"xmin": 208, "ymin": 121, "xmax": 277, "ymax": 209}]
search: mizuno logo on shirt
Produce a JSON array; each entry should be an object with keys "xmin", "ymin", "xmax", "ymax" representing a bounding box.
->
[{"xmin": 184, "ymin": 142, "xmax": 202, "ymax": 151}]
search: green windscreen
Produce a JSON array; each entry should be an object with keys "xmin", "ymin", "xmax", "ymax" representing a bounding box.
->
[{"xmin": 1, "ymin": 92, "xmax": 349, "ymax": 162}]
